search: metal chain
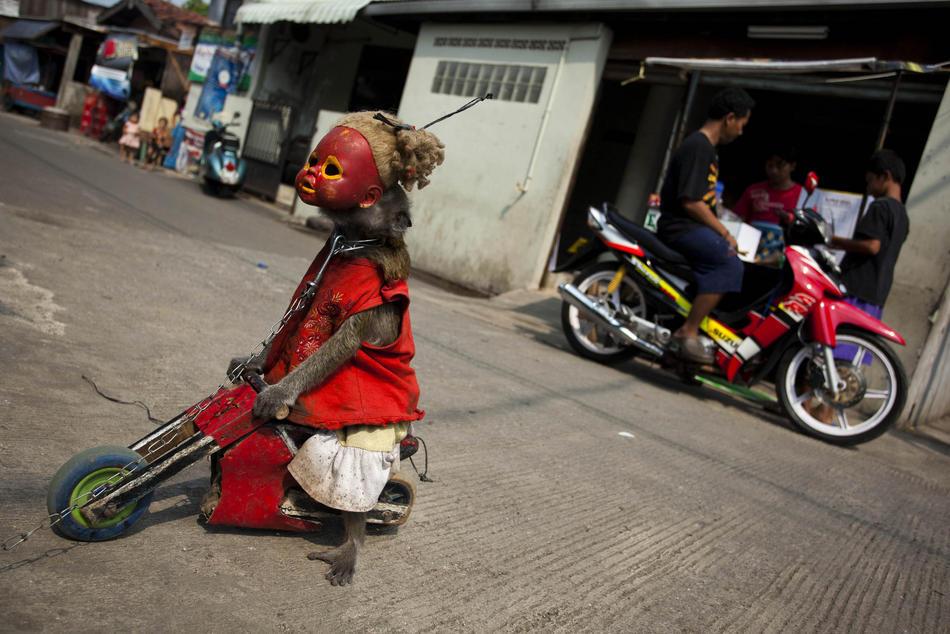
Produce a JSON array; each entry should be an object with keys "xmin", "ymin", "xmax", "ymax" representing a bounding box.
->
[{"xmin": 2, "ymin": 232, "xmax": 379, "ymax": 552}]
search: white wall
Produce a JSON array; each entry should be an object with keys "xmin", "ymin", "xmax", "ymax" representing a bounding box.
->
[
  {"xmin": 894, "ymin": 80, "xmax": 950, "ymax": 429},
  {"xmin": 398, "ymin": 22, "xmax": 611, "ymax": 294}
]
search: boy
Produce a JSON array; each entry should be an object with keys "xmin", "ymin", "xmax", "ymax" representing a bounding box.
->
[
  {"xmin": 733, "ymin": 145, "xmax": 804, "ymax": 263},
  {"xmin": 830, "ymin": 149, "xmax": 909, "ymax": 318},
  {"xmin": 658, "ymin": 87, "xmax": 755, "ymax": 363}
]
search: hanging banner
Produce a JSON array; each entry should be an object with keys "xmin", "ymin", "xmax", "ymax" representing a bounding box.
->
[
  {"xmin": 89, "ymin": 64, "xmax": 131, "ymax": 101},
  {"xmin": 2, "ymin": 41, "xmax": 40, "ymax": 84},
  {"xmin": 95, "ymin": 34, "xmax": 138, "ymax": 71}
]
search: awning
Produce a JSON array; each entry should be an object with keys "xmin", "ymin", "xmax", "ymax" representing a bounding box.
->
[
  {"xmin": 236, "ymin": 0, "xmax": 372, "ymax": 24},
  {"xmin": 644, "ymin": 57, "xmax": 948, "ymax": 75},
  {"xmin": 0, "ymin": 19, "xmax": 58, "ymax": 42}
]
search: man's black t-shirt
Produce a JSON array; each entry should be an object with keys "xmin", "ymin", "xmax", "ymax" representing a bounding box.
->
[
  {"xmin": 658, "ymin": 131, "xmax": 719, "ymax": 241},
  {"xmin": 840, "ymin": 197, "xmax": 909, "ymax": 306}
]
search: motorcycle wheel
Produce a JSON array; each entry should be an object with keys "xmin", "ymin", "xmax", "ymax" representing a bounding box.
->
[
  {"xmin": 776, "ymin": 327, "xmax": 907, "ymax": 445},
  {"xmin": 47, "ymin": 446, "xmax": 153, "ymax": 542},
  {"xmin": 561, "ymin": 261, "xmax": 647, "ymax": 365},
  {"xmin": 202, "ymin": 179, "xmax": 221, "ymax": 196}
]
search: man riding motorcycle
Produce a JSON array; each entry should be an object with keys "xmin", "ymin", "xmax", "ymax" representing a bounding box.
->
[{"xmin": 657, "ymin": 88, "xmax": 755, "ymax": 364}]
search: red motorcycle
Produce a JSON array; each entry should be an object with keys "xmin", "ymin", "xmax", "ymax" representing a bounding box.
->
[{"xmin": 557, "ymin": 178, "xmax": 907, "ymax": 445}]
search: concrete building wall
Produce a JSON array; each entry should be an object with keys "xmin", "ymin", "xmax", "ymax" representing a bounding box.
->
[
  {"xmin": 895, "ymin": 80, "xmax": 950, "ymax": 428},
  {"xmin": 398, "ymin": 22, "xmax": 612, "ymax": 294}
]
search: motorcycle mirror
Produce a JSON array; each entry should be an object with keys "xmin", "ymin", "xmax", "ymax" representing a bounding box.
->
[{"xmin": 805, "ymin": 171, "xmax": 819, "ymax": 194}]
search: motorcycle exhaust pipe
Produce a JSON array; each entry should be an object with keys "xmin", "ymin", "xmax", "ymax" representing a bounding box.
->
[{"xmin": 559, "ymin": 283, "xmax": 665, "ymax": 358}]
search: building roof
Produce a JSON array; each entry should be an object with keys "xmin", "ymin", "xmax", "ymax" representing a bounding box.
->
[
  {"xmin": 364, "ymin": 0, "xmax": 950, "ymax": 15},
  {"xmin": 141, "ymin": 0, "xmax": 210, "ymax": 26},
  {"xmin": 0, "ymin": 19, "xmax": 58, "ymax": 41},
  {"xmin": 237, "ymin": 0, "xmax": 372, "ymax": 24},
  {"xmin": 98, "ymin": 0, "xmax": 210, "ymax": 32}
]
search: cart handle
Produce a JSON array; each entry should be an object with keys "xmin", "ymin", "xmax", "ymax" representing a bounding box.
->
[{"xmin": 242, "ymin": 370, "xmax": 290, "ymax": 420}]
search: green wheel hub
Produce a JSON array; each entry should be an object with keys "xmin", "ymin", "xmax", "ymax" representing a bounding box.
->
[{"xmin": 69, "ymin": 468, "xmax": 136, "ymax": 528}]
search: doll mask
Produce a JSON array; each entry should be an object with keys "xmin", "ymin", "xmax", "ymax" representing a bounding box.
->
[{"xmin": 295, "ymin": 126, "xmax": 384, "ymax": 210}]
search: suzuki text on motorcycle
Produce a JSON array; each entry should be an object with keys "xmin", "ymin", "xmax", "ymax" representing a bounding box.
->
[{"xmin": 557, "ymin": 176, "xmax": 906, "ymax": 445}]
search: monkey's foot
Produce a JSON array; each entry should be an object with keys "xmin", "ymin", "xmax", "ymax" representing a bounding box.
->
[{"xmin": 307, "ymin": 543, "xmax": 357, "ymax": 586}]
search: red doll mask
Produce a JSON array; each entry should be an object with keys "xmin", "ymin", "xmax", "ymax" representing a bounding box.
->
[{"xmin": 295, "ymin": 126, "xmax": 384, "ymax": 210}]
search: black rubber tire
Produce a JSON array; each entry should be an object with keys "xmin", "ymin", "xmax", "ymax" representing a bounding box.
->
[
  {"xmin": 776, "ymin": 327, "xmax": 907, "ymax": 446},
  {"xmin": 560, "ymin": 262, "xmax": 640, "ymax": 365},
  {"xmin": 47, "ymin": 446, "xmax": 153, "ymax": 542}
]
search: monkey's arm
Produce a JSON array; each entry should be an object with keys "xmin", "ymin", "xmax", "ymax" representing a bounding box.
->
[{"xmin": 252, "ymin": 303, "xmax": 401, "ymax": 420}]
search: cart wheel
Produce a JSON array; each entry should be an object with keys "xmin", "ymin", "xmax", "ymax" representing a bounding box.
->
[{"xmin": 46, "ymin": 446, "xmax": 154, "ymax": 542}]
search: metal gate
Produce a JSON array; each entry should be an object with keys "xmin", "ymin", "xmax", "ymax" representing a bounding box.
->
[{"xmin": 242, "ymin": 100, "xmax": 294, "ymax": 200}]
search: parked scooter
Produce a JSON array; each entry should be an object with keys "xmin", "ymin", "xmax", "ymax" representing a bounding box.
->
[
  {"xmin": 556, "ymin": 174, "xmax": 907, "ymax": 445},
  {"xmin": 98, "ymin": 100, "xmax": 137, "ymax": 143},
  {"xmin": 199, "ymin": 112, "xmax": 247, "ymax": 197}
]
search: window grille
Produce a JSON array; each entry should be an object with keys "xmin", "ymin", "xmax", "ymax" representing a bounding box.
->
[{"xmin": 431, "ymin": 62, "xmax": 547, "ymax": 104}]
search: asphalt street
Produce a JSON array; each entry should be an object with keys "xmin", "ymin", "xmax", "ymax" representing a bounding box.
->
[{"xmin": 0, "ymin": 112, "xmax": 948, "ymax": 632}]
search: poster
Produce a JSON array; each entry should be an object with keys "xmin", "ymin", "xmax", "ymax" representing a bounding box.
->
[
  {"xmin": 188, "ymin": 40, "xmax": 219, "ymax": 83},
  {"xmin": 811, "ymin": 189, "xmax": 871, "ymax": 262},
  {"xmin": 194, "ymin": 49, "xmax": 244, "ymax": 121},
  {"xmin": 188, "ymin": 32, "xmax": 256, "ymax": 92}
]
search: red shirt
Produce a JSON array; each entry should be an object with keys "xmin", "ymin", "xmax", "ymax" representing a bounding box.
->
[
  {"xmin": 733, "ymin": 181, "xmax": 803, "ymax": 225},
  {"xmin": 264, "ymin": 243, "xmax": 424, "ymax": 430}
]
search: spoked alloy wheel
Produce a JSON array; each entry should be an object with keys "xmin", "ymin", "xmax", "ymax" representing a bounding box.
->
[
  {"xmin": 777, "ymin": 328, "xmax": 907, "ymax": 445},
  {"xmin": 561, "ymin": 262, "xmax": 648, "ymax": 364}
]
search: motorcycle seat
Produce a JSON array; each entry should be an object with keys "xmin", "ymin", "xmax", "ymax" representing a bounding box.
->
[{"xmin": 605, "ymin": 206, "xmax": 689, "ymax": 266}]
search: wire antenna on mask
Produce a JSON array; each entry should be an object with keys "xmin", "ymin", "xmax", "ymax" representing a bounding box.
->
[{"xmin": 373, "ymin": 93, "xmax": 494, "ymax": 132}]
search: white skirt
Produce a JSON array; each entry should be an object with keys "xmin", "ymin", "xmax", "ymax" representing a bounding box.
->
[{"xmin": 287, "ymin": 429, "xmax": 399, "ymax": 513}]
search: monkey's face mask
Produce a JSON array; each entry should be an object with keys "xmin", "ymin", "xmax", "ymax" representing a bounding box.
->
[{"xmin": 295, "ymin": 126, "xmax": 384, "ymax": 211}]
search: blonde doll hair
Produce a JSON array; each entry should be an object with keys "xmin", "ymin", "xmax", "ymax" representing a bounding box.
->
[{"xmin": 334, "ymin": 111, "xmax": 445, "ymax": 191}]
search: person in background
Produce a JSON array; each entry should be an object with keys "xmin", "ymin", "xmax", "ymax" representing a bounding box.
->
[
  {"xmin": 657, "ymin": 87, "xmax": 755, "ymax": 363},
  {"xmin": 831, "ymin": 149, "xmax": 909, "ymax": 322},
  {"xmin": 805, "ymin": 150, "xmax": 909, "ymax": 423},
  {"xmin": 733, "ymin": 145, "xmax": 804, "ymax": 264},
  {"xmin": 118, "ymin": 112, "xmax": 141, "ymax": 165},
  {"xmin": 146, "ymin": 116, "xmax": 172, "ymax": 170}
]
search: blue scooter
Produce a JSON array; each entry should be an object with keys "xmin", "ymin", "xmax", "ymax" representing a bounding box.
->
[{"xmin": 199, "ymin": 113, "xmax": 247, "ymax": 197}]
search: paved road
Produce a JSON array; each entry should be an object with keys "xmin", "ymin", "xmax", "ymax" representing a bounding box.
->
[{"xmin": 1, "ymin": 113, "xmax": 948, "ymax": 632}]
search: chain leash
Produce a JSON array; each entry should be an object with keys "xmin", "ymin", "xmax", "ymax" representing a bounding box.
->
[{"xmin": 2, "ymin": 232, "xmax": 381, "ymax": 552}]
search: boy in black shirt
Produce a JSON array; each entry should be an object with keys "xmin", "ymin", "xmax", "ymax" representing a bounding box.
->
[
  {"xmin": 830, "ymin": 149, "xmax": 909, "ymax": 316},
  {"xmin": 806, "ymin": 150, "xmax": 909, "ymax": 424},
  {"xmin": 658, "ymin": 88, "xmax": 755, "ymax": 362}
]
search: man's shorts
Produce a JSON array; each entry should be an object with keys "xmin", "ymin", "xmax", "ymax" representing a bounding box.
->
[{"xmin": 663, "ymin": 226, "xmax": 744, "ymax": 294}]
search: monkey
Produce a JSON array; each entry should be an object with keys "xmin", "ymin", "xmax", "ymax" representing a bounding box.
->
[{"xmin": 237, "ymin": 111, "xmax": 444, "ymax": 586}]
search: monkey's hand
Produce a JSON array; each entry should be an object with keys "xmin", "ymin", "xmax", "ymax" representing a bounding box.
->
[
  {"xmin": 226, "ymin": 344, "xmax": 271, "ymax": 381},
  {"xmin": 252, "ymin": 381, "xmax": 297, "ymax": 420}
]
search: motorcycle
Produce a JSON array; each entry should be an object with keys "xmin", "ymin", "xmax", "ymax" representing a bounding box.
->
[
  {"xmin": 98, "ymin": 101, "xmax": 137, "ymax": 144},
  {"xmin": 556, "ymin": 175, "xmax": 907, "ymax": 445},
  {"xmin": 199, "ymin": 113, "xmax": 247, "ymax": 197}
]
